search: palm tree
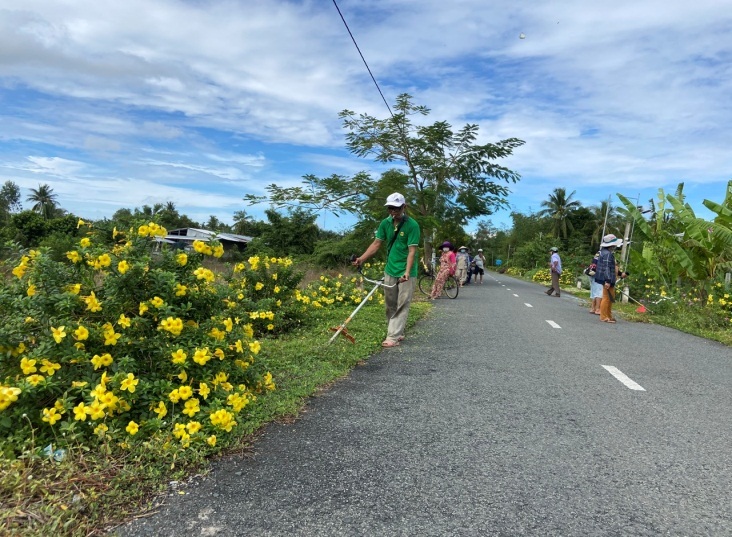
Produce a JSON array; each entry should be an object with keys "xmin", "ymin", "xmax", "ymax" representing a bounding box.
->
[
  {"xmin": 27, "ymin": 183, "xmax": 59, "ymax": 220},
  {"xmin": 589, "ymin": 199, "xmax": 618, "ymax": 249},
  {"xmin": 537, "ymin": 187, "xmax": 581, "ymax": 239}
]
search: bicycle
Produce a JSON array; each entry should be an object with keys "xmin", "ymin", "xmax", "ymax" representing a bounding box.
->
[{"xmin": 418, "ymin": 262, "xmax": 459, "ymax": 299}]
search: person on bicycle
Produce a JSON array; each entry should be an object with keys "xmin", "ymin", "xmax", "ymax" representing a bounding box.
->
[
  {"xmin": 353, "ymin": 193, "xmax": 421, "ymax": 348},
  {"xmin": 430, "ymin": 241, "xmax": 456, "ymax": 299}
]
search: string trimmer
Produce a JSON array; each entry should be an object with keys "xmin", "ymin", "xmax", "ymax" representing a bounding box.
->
[{"xmin": 328, "ymin": 263, "xmax": 396, "ymax": 345}]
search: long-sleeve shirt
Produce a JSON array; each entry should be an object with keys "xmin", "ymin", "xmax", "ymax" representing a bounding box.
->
[{"xmin": 594, "ymin": 248, "xmax": 617, "ymax": 286}]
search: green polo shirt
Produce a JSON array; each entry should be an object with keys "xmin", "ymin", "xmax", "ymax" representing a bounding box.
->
[{"xmin": 375, "ymin": 215, "xmax": 421, "ymax": 278}]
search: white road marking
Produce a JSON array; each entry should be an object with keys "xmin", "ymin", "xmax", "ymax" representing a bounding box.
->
[
  {"xmin": 601, "ymin": 365, "xmax": 646, "ymax": 391},
  {"xmin": 524, "ymin": 303, "xmax": 533, "ymax": 308},
  {"xmin": 513, "ymin": 294, "xmax": 519, "ymax": 297},
  {"xmin": 507, "ymin": 288, "xmax": 511, "ymax": 291},
  {"xmin": 546, "ymin": 320, "xmax": 561, "ymax": 328}
]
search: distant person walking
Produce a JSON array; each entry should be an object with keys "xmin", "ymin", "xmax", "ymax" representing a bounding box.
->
[
  {"xmin": 545, "ymin": 247, "xmax": 562, "ymax": 297},
  {"xmin": 456, "ymin": 246, "xmax": 470, "ymax": 286},
  {"xmin": 473, "ymin": 249, "xmax": 486, "ymax": 284},
  {"xmin": 354, "ymin": 193, "xmax": 421, "ymax": 347},
  {"xmin": 595, "ymin": 234, "xmax": 624, "ymax": 323},
  {"xmin": 430, "ymin": 241, "xmax": 456, "ymax": 299}
]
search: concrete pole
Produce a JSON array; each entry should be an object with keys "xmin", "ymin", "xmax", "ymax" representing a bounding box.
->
[{"xmin": 620, "ymin": 222, "xmax": 631, "ymax": 304}]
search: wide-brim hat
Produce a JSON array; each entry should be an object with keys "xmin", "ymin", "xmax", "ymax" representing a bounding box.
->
[
  {"xmin": 440, "ymin": 241, "xmax": 453, "ymax": 249},
  {"xmin": 458, "ymin": 245, "xmax": 467, "ymax": 250},
  {"xmin": 478, "ymin": 248, "xmax": 483, "ymax": 252},
  {"xmin": 601, "ymin": 233, "xmax": 623, "ymax": 248}
]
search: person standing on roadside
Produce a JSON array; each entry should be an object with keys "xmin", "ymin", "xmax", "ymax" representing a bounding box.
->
[
  {"xmin": 587, "ymin": 251, "xmax": 602, "ymax": 315},
  {"xmin": 455, "ymin": 246, "xmax": 470, "ymax": 286},
  {"xmin": 595, "ymin": 234, "xmax": 624, "ymax": 323},
  {"xmin": 545, "ymin": 246, "xmax": 562, "ymax": 297},
  {"xmin": 430, "ymin": 241, "xmax": 456, "ymax": 299},
  {"xmin": 353, "ymin": 193, "xmax": 421, "ymax": 347},
  {"xmin": 473, "ymin": 248, "xmax": 486, "ymax": 284}
]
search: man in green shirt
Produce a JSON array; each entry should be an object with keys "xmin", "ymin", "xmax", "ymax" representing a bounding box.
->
[{"xmin": 354, "ymin": 193, "xmax": 421, "ymax": 348}]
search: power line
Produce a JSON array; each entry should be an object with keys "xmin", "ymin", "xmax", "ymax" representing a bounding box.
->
[{"xmin": 331, "ymin": 0, "xmax": 393, "ymax": 117}]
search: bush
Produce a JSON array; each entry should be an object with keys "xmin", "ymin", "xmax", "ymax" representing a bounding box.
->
[
  {"xmin": 0, "ymin": 223, "xmax": 286, "ymax": 456},
  {"xmin": 531, "ymin": 268, "xmax": 576, "ymax": 287}
]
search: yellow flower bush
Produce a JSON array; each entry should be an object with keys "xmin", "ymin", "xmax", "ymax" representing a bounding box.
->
[{"xmin": 0, "ymin": 222, "xmax": 277, "ymax": 454}]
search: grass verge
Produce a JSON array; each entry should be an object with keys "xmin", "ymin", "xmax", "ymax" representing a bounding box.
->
[{"xmin": 0, "ymin": 300, "xmax": 432, "ymax": 537}]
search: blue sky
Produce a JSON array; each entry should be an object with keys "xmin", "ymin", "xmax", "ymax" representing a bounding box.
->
[{"xmin": 1, "ymin": 0, "xmax": 731, "ymax": 233}]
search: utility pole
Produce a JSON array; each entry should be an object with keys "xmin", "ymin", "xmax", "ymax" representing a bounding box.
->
[{"xmin": 620, "ymin": 222, "xmax": 631, "ymax": 304}]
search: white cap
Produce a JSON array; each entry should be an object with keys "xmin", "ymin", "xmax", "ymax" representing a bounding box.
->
[{"xmin": 384, "ymin": 192, "xmax": 406, "ymax": 206}]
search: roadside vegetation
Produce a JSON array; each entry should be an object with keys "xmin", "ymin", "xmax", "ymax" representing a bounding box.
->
[{"xmin": 1, "ymin": 94, "xmax": 730, "ymax": 535}]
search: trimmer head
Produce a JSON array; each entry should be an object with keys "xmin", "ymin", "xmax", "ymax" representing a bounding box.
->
[{"xmin": 329, "ymin": 326, "xmax": 356, "ymax": 344}]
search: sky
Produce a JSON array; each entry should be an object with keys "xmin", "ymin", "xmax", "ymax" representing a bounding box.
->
[{"xmin": 1, "ymin": 0, "xmax": 731, "ymax": 233}]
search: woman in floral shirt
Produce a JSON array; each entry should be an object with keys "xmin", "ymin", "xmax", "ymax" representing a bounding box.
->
[{"xmin": 430, "ymin": 241, "xmax": 456, "ymax": 299}]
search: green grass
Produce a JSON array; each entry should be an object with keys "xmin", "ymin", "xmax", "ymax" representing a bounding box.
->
[{"xmin": 0, "ymin": 300, "xmax": 432, "ymax": 537}]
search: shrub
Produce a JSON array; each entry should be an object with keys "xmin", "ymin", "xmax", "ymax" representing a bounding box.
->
[
  {"xmin": 531, "ymin": 268, "xmax": 575, "ymax": 287},
  {"xmin": 0, "ymin": 223, "xmax": 285, "ymax": 456}
]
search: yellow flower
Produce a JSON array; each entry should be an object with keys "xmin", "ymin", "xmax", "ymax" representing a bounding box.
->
[
  {"xmin": 153, "ymin": 401, "xmax": 168, "ymax": 419},
  {"xmin": 176, "ymin": 253, "xmax": 188, "ymax": 266},
  {"xmin": 234, "ymin": 340, "xmax": 244, "ymax": 353},
  {"xmin": 193, "ymin": 347, "xmax": 211, "ymax": 365},
  {"xmin": 274, "ymin": 286, "xmax": 280, "ymax": 294},
  {"xmin": 12, "ymin": 264, "xmax": 28, "ymax": 279},
  {"xmin": 73, "ymin": 402, "xmax": 89, "ymax": 421},
  {"xmin": 213, "ymin": 244, "xmax": 224, "ymax": 258},
  {"xmin": 88, "ymin": 402, "xmax": 106, "ymax": 420},
  {"xmin": 71, "ymin": 380, "xmax": 88, "ymax": 388},
  {"xmin": 175, "ymin": 283, "xmax": 187, "ymax": 296},
  {"xmin": 186, "ymin": 421, "xmax": 202, "ymax": 434},
  {"xmin": 97, "ymin": 254, "xmax": 111, "ymax": 268},
  {"xmin": 178, "ymin": 386, "xmax": 193, "ymax": 400},
  {"xmin": 171, "ymin": 349, "xmax": 187, "ymax": 364},
  {"xmin": 41, "ymin": 407, "xmax": 62, "ymax": 425},
  {"xmin": 214, "ymin": 348, "xmax": 225, "ymax": 360},
  {"xmin": 206, "ymin": 435, "xmax": 217, "ymax": 447},
  {"xmin": 267, "ymin": 324, "xmax": 274, "ymax": 331},
  {"xmin": 26, "ymin": 374, "xmax": 45, "ymax": 386},
  {"xmin": 20, "ymin": 357, "xmax": 37, "ymax": 375},
  {"xmin": 150, "ymin": 296, "xmax": 165, "ymax": 308},
  {"xmin": 178, "ymin": 370, "xmax": 188, "ymax": 382},
  {"xmin": 51, "ymin": 326, "xmax": 67, "ymax": 344},
  {"xmin": 83, "ymin": 291, "xmax": 102, "ymax": 312},
  {"xmin": 94, "ymin": 423, "xmax": 108, "ymax": 435},
  {"xmin": 159, "ymin": 317, "xmax": 184, "ymax": 336},
  {"xmin": 120, "ymin": 373, "xmax": 139, "ymax": 393},
  {"xmin": 113, "ymin": 226, "xmax": 120, "ymax": 238},
  {"xmin": 76, "ymin": 218, "xmax": 85, "ymax": 229},
  {"xmin": 0, "ymin": 386, "xmax": 22, "ymax": 411},
  {"xmin": 255, "ymin": 282, "xmax": 264, "ymax": 291},
  {"xmin": 198, "ymin": 382, "xmax": 211, "ymax": 400},
  {"xmin": 74, "ymin": 325, "xmax": 89, "ymax": 341},
  {"xmin": 103, "ymin": 328, "xmax": 121, "ymax": 346},
  {"xmin": 118, "ymin": 260, "xmax": 130, "ymax": 274},
  {"xmin": 118, "ymin": 314, "xmax": 131, "ymax": 328},
  {"xmin": 126, "ymin": 421, "xmax": 139, "ymax": 435},
  {"xmin": 139, "ymin": 302, "xmax": 149, "ymax": 315},
  {"xmin": 248, "ymin": 341, "xmax": 261, "ymax": 355},
  {"xmin": 67, "ymin": 283, "xmax": 81, "ymax": 294},
  {"xmin": 222, "ymin": 318, "xmax": 233, "ymax": 332},
  {"xmin": 209, "ymin": 409, "xmax": 236, "ymax": 432},
  {"xmin": 168, "ymin": 389, "xmax": 181, "ymax": 403},
  {"xmin": 79, "ymin": 237, "xmax": 91, "ymax": 248},
  {"xmin": 182, "ymin": 399, "xmax": 200, "ymax": 417},
  {"xmin": 90, "ymin": 353, "xmax": 113, "ymax": 370},
  {"xmin": 27, "ymin": 284, "xmax": 36, "ymax": 297},
  {"xmin": 173, "ymin": 423, "xmax": 187, "ymax": 439},
  {"xmin": 40, "ymin": 360, "xmax": 61, "ymax": 376}
]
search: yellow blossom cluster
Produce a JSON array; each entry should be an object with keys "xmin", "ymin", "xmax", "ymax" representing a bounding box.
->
[{"xmin": 137, "ymin": 222, "xmax": 167, "ymax": 238}]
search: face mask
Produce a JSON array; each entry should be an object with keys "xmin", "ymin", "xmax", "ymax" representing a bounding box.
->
[
  {"xmin": 460, "ymin": 249, "xmax": 466, "ymax": 253},
  {"xmin": 442, "ymin": 247, "xmax": 449, "ymax": 252}
]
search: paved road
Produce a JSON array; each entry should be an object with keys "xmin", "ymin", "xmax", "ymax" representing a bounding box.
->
[{"xmin": 119, "ymin": 274, "xmax": 732, "ymax": 537}]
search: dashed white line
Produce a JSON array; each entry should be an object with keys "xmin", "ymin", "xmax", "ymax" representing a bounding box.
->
[
  {"xmin": 602, "ymin": 365, "xmax": 646, "ymax": 391},
  {"xmin": 524, "ymin": 303, "xmax": 533, "ymax": 308},
  {"xmin": 513, "ymin": 293, "xmax": 519, "ymax": 297},
  {"xmin": 546, "ymin": 320, "xmax": 561, "ymax": 328}
]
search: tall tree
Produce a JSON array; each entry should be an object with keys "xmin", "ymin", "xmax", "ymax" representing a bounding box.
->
[
  {"xmin": 246, "ymin": 94, "xmax": 524, "ymax": 261},
  {"xmin": 27, "ymin": 183, "xmax": 59, "ymax": 220},
  {"xmin": 0, "ymin": 181, "xmax": 22, "ymax": 215},
  {"xmin": 537, "ymin": 188, "xmax": 581, "ymax": 239}
]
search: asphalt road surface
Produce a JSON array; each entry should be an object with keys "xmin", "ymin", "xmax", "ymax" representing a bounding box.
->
[{"xmin": 119, "ymin": 274, "xmax": 732, "ymax": 537}]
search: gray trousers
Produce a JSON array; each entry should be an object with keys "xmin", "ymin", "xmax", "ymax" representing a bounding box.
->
[
  {"xmin": 548, "ymin": 271, "xmax": 560, "ymax": 295},
  {"xmin": 383, "ymin": 274, "xmax": 415, "ymax": 342}
]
